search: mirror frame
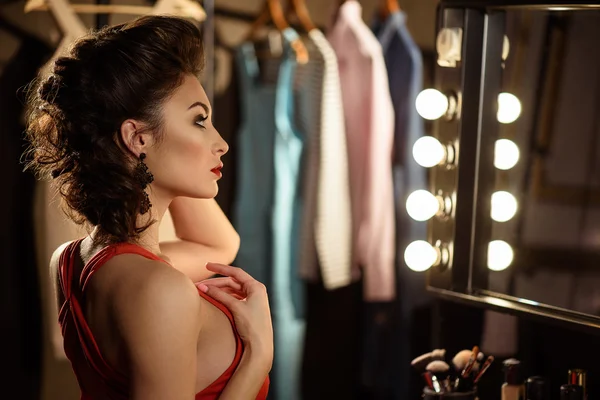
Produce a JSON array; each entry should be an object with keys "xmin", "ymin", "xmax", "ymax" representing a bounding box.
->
[{"xmin": 425, "ymin": 0, "xmax": 600, "ymax": 335}]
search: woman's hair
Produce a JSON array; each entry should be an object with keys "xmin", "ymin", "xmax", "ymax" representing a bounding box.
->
[{"xmin": 23, "ymin": 15, "xmax": 204, "ymax": 245}]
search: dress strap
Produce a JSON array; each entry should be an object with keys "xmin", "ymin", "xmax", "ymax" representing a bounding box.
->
[
  {"xmin": 58, "ymin": 238, "xmax": 84, "ymax": 300},
  {"xmin": 80, "ymin": 242, "xmax": 169, "ymax": 292},
  {"xmin": 58, "ymin": 238, "xmax": 128, "ymax": 394}
]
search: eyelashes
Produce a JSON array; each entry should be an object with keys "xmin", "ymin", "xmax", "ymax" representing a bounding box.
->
[{"xmin": 195, "ymin": 114, "xmax": 209, "ymax": 128}]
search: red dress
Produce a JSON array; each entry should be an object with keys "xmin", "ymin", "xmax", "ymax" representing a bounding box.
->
[{"xmin": 57, "ymin": 238, "xmax": 270, "ymax": 400}]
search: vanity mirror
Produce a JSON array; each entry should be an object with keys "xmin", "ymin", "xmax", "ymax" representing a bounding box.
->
[{"xmin": 411, "ymin": 0, "xmax": 600, "ymax": 332}]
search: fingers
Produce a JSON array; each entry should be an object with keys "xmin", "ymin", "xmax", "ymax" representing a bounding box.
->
[
  {"xmin": 199, "ymin": 285, "xmax": 239, "ymax": 310},
  {"xmin": 204, "ymin": 263, "xmax": 268, "ymax": 299},
  {"xmin": 205, "ymin": 263, "xmax": 255, "ymax": 285},
  {"xmin": 196, "ymin": 279, "xmax": 246, "ymax": 300},
  {"xmin": 198, "ymin": 277, "xmax": 243, "ymax": 292},
  {"xmin": 221, "ymin": 287, "xmax": 246, "ymax": 300}
]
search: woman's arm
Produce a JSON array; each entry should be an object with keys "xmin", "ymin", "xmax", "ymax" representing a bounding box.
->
[
  {"xmin": 160, "ymin": 197, "xmax": 240, "ymax": 282},
  {"xmin": 118, "ymin": 265, "xmax": 202, "ymax": 400}
]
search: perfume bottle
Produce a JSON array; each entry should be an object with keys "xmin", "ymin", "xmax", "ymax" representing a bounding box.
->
[{"xmin": 501, "ymin": 359, "xmax": 523, "ymax": 400}]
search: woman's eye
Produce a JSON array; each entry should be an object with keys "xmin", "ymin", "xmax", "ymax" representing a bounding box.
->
[{"xmin": 195, "ymin": 115, "xmax": 208, "ymax": 128}]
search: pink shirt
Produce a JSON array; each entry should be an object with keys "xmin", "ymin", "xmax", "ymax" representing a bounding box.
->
[{"xmin": 327, "ymin": 1, "xmax": 396, "ymax": 301}]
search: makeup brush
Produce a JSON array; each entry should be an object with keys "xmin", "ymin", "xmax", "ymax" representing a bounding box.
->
[
  {"xmin": 411, "ymin": 349, "xmax": 447, "ymax": 371},
  {"xmin": 452, "ymin": 349, "xmax": 473, "ymax": 372},
  {"xmin": 426, "ymin": 360, "xmax": 450, "ymax": 374},
  {"xmin": 422, "ymin": 371, "xmax": 434, "ymax": 389},
  {"xmin": 461, "ymin": 346, "xmax": 479, "ymax": 378},
  {"xmin": 472, "ymin": 351, "xmax": 485, "ymax": 373},
  {"xmin": 454, "ymin": 346, "xmax": 479, "ymax": 392},
  {"xmin": 426, "ymin": 360, "xmax": 451, "ymax": 383},
  {"xmin": 431, "ymin": 348, "xmax": 446, "ymax": 361},
  {"xmin": 474, "ymin": 355, "xmax": 495, "ymax": 383}
]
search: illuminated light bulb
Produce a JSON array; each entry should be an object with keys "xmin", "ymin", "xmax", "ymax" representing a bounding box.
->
[
  {"xmin": 497, "ymin": 92, "xmax": 522, "ymax": 124},
  {"xmin": 413, "ymin": 136, "xmax": 447, "ymax": 168},
  {"xmin": 491, "ymin": 191, "xmax": 518, "ymax": 222},
  {"xmin": 488, "ymin": 240, "xmax": 514, "ymax": 271},
  {"xmin": 406, "ymin": 190, "xmax": 441, "ymax": 221},
  {"xmin": 416, "ymin": 89, "xmax": 449, "ymax": 120},
  {"xmin": 502, "ymin": 35, "xmax": 510, "ymax": 61},
  {"xmin": 404, "ymin": 240, "xmax": 440, "ymax": 272},
  {"xmin": 494, "ymin": 139, "xmax": 520, "ymax": 170}
]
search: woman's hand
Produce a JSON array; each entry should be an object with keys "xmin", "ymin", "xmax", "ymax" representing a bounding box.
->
[{"xmin": 196, "ymin": 263, "xmax": 273, "ymax": 364}]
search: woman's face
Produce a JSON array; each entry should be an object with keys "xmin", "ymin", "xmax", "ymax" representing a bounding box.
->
[{"xmin": 147, "ymin": 74, "xmax": 228, "ymax": 199}]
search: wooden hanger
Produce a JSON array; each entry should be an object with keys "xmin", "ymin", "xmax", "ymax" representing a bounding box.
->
[
  {"xmin": 24, "ymin": 0, "xmax": 206, "ymax": 22},
  {"xmin": 379, "ymin": 0, "xmax": 400, "ymax": 20},
  {"xmin": 244, "ymin": 0, "xmax": 289, "ymax": 43},
  {"xmin": 285, "ymin": 0, "xmax": 316, "ymax": 33},
  {"xmin": 30, "ymin": 0, "xmax": 87, "ymax": 75},
  {"xmin": 244, "ymin": 0, "xmax": 308, "ymax": 64}
]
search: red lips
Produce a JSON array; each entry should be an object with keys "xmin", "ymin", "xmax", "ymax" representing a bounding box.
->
[{"xmin": 211, "ymin": 162, "xmax": 223, "ymax": 177}]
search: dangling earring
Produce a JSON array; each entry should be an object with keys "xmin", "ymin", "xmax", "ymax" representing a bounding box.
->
[{"xmin": 135, "ymin": 152, "xmax": 154, "ymax": 214}]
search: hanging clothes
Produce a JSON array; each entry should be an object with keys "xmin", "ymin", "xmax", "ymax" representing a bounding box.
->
[
  {"xmin": 295, "ymin": 29, "xmax": 353, "ymax": 293},
  {"xmin": 327, "ymin": 0, "xmax": 396, "ymax": 302},
  {"xmin": 232, "ymin": 41, "xmax": 278, "ymax": 290},
  {"xmin": 271, "ymin": 27, "xmax": 305, "ymax": 400},
  {"xmin": 371, "ymin": 9, "xmax": 432, "ymax": 398},
  {"xmin": 372, "ymin": 9, "xmax": 427, "ymax": 257},
  {"xmin": 294, "ymin": 28, "xmax": 361, "ymax": 400},
  {"xmin": 232, "ymin": 28, "xmax": 305, "ymax": 400}
]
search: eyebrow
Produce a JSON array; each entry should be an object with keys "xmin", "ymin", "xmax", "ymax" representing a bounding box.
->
[{"xmin": 187, "ymin": 101, "xmax": 210, "ymax": 114}]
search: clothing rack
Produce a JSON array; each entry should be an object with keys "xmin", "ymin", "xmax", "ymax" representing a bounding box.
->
[
  {"xmin": 214, "ymin": 5, "xmax": 326, "ymax": 32},
  {"xmin": 213, "ymin": 5, "xmax": 436, "ymax": 63}
]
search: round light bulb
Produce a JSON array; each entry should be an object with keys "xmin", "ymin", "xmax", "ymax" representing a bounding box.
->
[
  {"xmin": 488, "ymin": 240, "xmax": 514, "ymax": 271},
  {"xmin": 494, "ymin": 139, "xmax": 520, "ymax": 170},
  {"xmin": 491, "ymin": 191, "xmax": 518, "ymax": 222},
  {"xmin": 497, "ymin": 92, "xmax": 522, "ymax": 124},
  {"xmin": 406, "ymin": 190, "xmax": 440, "ymax": 221},
  {"xmin": 416, "ymin": 89, "xmax": 449, "ymax": 120},
  {"xmin": 404, "ymin": 240, "xmax": 439, "ymax": 272},
  {"xmin": 413, "ymin": 136, "xmax": 446, "ymax": 168}
]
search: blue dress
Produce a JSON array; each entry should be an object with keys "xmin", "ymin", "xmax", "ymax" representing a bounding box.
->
[{"xmin": 233, "ymin": 27, "xmax": 305, "ymax": 400}]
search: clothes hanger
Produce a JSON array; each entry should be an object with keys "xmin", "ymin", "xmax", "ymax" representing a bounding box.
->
[
  {"xmin": 28, "ymin": 0, "xmax": 87, "ymax": 74},
  {"xmin": 244, "ymin": 0, "xmax": 290, "ymax": 43},
  {"xmin": 24, "ymin": 0, "xmax": 206, "ymax": 22},
  {"xmin": 379, "ymin": 0, "xmax": 400, "ymax": 20},
  {"xmin": 285, "ymin": 0, "xmax": 316, "ymax": 33},
  {"xmin": 244, "ymin": 0, "xmax": 308, "ymax": 64}
]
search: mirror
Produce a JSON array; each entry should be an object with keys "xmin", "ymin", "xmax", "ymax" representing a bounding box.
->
[{"xmin": 484, "ymin": 9, "xmax": 600, "ymax": 317}]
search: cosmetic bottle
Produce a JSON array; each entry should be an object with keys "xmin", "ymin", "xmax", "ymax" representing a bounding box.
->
[
  {"xmin": 561, "ymin": 384, "xmax": 583, "ymax": 400},
  {"xmin": 501, "ymin": 359, "xmax": 523, "ymax": 400},
  {"xmin": 526, "ymin": 376, "xmax": 550, "ymax": 400},
  {"xmin": 567, "ymin": 369, "xmax": 587, "ymax": 400}
]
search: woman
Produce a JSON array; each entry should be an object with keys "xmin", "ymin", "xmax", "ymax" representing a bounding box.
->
[{"xmin": 23, "ymin": 15, "xmax": 272, "ymax": 399}]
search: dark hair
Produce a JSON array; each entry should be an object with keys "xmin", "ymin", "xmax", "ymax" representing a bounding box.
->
[{"xmin": 23, "ymin": 15, "xmax": 205, "ymax": 245}]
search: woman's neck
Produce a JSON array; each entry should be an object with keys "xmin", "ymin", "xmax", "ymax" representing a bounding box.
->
[{"xmin": 89, "ymin": 189, "xmax": 172, "ymax": 255}]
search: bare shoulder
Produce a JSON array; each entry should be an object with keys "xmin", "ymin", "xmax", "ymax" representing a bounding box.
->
[
  {"xmin": 49, "ymin": 240, "xmax": 77, "ymax": 301},
  {"xmin": 49, "ymin": 240, "xmax": 75, "ymax": 274},
  {"xmin": 105, "ymin": 255, "xmax": 204, "ymax": 342},
  {"xmin": 82, "ymin": 254, "xmax": 204, "ymax": 396}
]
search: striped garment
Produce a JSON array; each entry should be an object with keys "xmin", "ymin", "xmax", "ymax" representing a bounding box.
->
[{"xmin": 294, "ymin": 29, "xmax": 353, "ymax": 291}]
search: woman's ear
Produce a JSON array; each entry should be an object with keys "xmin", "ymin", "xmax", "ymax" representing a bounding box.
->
[{"xmin": 119, "ymin": 119, "xmax": 152, "ymax": 157}]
